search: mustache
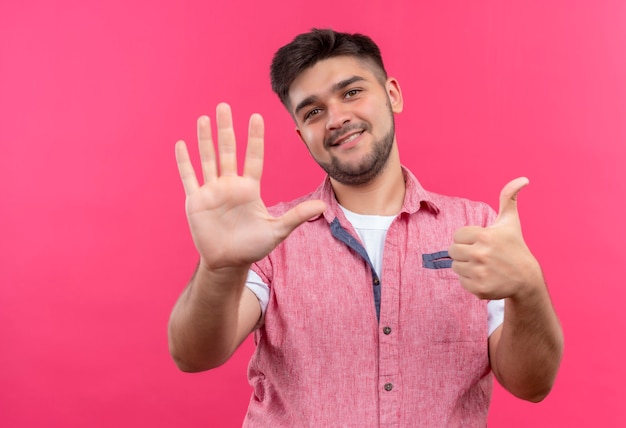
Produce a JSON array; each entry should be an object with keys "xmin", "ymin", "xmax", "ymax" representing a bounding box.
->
[{"xmin": 324, "ymin": 123, "xmax": 370, "ymax": 148}]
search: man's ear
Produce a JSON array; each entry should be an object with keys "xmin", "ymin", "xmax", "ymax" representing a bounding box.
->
[
  {"xmin": 295, "ymin": 127, "xmax": 305, "ymax": 143},
  {"xmin": 386, "ymin": 77, "xmax": 403, "ymax": 113}
]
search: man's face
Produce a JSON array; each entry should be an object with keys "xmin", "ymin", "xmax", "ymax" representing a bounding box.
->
[{"xmin": 288, "ymin": 56, "xmax": 403, "ymax": 186}]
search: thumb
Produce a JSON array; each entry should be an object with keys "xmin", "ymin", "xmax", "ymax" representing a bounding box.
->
[
  {"xmin": 495, "ymin": 177, "xmax": 530, "ymax": 225},
  {"xmin": 277, "ymin": 200, "xmax": 326, "ymax": 238}
]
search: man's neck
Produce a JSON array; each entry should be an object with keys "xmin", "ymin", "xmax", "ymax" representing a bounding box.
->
[{"xmin": 330, "ymin": 147, "xmax": 405, "ymax": 216}]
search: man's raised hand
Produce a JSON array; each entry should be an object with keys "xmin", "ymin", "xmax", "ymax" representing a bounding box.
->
[
  {"xmin": 448, "ymin": 178, "xmax": 543, "ymax": 300},
  {"xmin": 175, "ymin": 103, "xmax": 326, "ymax": 271}
]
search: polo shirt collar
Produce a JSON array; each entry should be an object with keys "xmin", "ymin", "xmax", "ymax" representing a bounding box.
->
[{"xmin": 309, "ymin": 166, "xmax": 440, "ymax": 224}]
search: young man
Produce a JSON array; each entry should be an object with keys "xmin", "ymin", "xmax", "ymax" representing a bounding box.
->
[{"xmin": 169, "ymin": 29, "xmax": 563, "ymax": 426}]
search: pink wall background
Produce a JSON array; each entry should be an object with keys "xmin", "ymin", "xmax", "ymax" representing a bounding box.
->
[{"xmin": 1, "ymin": 1, "xmax": 624, "ymax": 426}]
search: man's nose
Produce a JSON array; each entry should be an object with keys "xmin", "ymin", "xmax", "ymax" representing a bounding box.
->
[{"xmin": 325, "ymin": 101, "xmax": 351, "ymax": 131}]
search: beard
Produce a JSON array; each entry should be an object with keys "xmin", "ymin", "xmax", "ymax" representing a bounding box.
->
[{"xmin": 315, "ymin": 114, "xmax": 396, "ymax": 186}]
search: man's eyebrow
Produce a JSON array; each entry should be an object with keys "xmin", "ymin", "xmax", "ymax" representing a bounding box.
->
[
  {"xmin": 332, "ymin": 75, "xmax": 365, "ymax": 92},
  {"xmin": 294, "ymin": 75, "xmax": 366, "ymax": 116},
  {"xmin": 294, "ymin": 95, "xmax": 318, "ymax": 117}
]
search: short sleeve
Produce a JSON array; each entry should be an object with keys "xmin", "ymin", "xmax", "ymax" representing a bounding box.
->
[
  {"xmin": 487, "ymin": 299, "xmax": 505, "ymax": 336},
  {"xmin": 246, "ymin": 269, "xmax": 269, "ymax": 316}
]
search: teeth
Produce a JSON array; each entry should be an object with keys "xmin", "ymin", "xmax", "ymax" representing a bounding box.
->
[{"xmin": 340, "ymin": 132, "xmax": 361, "ymax": 145}]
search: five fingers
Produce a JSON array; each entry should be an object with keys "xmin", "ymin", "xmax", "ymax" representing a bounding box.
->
[{"xmin": 176, "ymin": 103, "xmax": 265, "ymax": 194}]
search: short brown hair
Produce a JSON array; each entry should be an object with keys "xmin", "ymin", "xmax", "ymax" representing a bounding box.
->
[{"xmin": 270, "ymin": 28, "xmax": 388, "ymax": 109}]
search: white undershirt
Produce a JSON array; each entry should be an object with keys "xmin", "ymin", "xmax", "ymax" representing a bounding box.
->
[{"xmin": 339, "ymin": 206, "xmax": 396, "ymax": 279}]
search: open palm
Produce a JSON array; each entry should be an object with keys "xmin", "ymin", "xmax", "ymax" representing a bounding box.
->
[{"xmin": 175, "ymin": 103, "xmax": 325, "ymax": 270}]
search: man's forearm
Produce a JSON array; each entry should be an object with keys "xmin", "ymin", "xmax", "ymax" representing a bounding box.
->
[
  {"xmin": 491, "ymin": 277, "xmax": 564, "ymax": 402},
  {"xmin": 168, "ymin": 262, "xmax": 250, "ymax": 372}
]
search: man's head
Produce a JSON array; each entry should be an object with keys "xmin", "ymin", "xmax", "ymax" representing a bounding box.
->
[
  {"xmin": 270, "ymin": 29, "xmax": 403, "ymax": 187},
  {"xmin": 270, "ymin": 29, "xmax": 388, "ymax": 111}
]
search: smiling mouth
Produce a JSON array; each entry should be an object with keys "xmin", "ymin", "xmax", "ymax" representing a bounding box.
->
[{"xmin": 330, "ymin": 131, "xmax": 364, "ymax": 147}]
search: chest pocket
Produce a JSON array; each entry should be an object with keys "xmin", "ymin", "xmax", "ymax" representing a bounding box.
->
[
  {"xmin": 422, "ymin": 250, "xmax": 453, "ymax": 269},
  {"xmin": 418, "ymin": 250, "xmax": 486, "ymax": 343}
]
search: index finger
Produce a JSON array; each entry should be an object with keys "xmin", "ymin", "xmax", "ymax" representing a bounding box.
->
[
  {"xmin": 243, "ymin": 113, "xmax": 264, "ymax": 180},
  {"xmin": 453, "ymin": 225, "xmax": 483, "ymax": 245}
]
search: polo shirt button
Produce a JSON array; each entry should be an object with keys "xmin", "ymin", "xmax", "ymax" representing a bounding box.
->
[
  {"xmin": 373, "ymin": 277, "xmax": 380, "ymax": 285},
  {"xmin": 383, "ymin": 326, "xmax": 391, "ymax": 335},
  {"xmin": 384, "ymin": 383, "xmax": 393, "ymax": 391}
]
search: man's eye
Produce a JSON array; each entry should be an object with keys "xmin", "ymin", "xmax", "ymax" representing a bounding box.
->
[
  {"xmin": 305, "ymin": 108, "xmax": 321, "ymax": 120},
  {"xmin": 345, "ymin": 89, "xmax": 361, "ymax": 98}
]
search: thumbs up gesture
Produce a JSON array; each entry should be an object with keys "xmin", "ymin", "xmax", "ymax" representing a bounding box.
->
[{"xmin": 448, "ymin": 178, "xmax": 543, "ymax": 300}]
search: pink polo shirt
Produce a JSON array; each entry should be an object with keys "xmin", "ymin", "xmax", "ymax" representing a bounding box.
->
[{"xmin": 246, "ymin": 168, "xmax": 496, "ymax": 427}]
